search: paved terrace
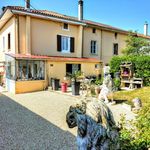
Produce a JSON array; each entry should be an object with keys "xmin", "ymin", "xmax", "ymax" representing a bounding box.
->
[{"xmin": 0, "ymin": 91, "xmax": 135, "ymax": 149}]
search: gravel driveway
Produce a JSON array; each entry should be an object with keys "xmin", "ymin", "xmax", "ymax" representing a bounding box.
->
[
  {"xmin": 0, "ymin": 91, "xmax": 135, "ymax": 150},
  {"xmin": 0, "ymin": 91, "xmax": 77, "ymax": 150}
]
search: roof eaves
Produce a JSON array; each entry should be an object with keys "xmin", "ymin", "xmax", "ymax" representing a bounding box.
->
[
  {"xmin": 0, "ymin": 7, "xmax": 8, "ymax": 19},
  {"xmin": 9, "ymin": 7, "xmax": 86, "ymax": 26},
  {"xmin": 85, "ymin": 21, "xmax": 128, "ymax": 34}
]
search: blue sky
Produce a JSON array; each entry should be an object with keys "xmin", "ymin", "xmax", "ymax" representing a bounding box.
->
[{"xmin": 0, "ymin": 0, "xmax": 150, "ymax": 34}]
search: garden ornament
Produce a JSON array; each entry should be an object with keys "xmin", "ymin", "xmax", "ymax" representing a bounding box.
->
[
  {"xmin": 66, "ymin": 98, "xmax": 120, "ymax": 150},
  {"xmin": 98, "ymin": 74, "xmax": 114, "ymax": 103},
  {"xmin": 132, "ymin": 97, "xmax": 142, "ymax": 111}
]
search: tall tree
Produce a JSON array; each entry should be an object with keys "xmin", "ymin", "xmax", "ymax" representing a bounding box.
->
[{"xmin": 122, "ymin": 31, "xmax": 150, "ymax": 55}]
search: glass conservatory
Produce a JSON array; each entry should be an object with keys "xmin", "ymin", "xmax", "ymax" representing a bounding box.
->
[{"xmin": 5, "ymin": 54, "xmax": 47, "ymax": 94}]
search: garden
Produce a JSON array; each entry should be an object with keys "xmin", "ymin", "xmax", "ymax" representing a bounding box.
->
[{"xmin": 66, "ymin": 32, "xmax": 150, "ymax": 149}]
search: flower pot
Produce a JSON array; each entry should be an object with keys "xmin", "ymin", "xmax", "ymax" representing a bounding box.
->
[
  {"xmin": 71, "ymin": 81, "xmax": 80, "ymax": 95},
  {"xmin": 61, "ymin": 82, "xmax": 67, "ymax": 92},
  {"xmin": 52, "ymin": 78, "xmax": 60, "ymax": 90}
]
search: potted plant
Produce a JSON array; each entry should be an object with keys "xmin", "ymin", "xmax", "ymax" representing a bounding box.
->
[
  {"xmin": 94, "ymin": 77, "xmax": 103, "ymax": 96},
  {"xmin": 51, "ymin": 78, "xmax": 60, "ymax": 90},
  {"xmin": 67, "ymin": 71, "xmax": 82, "ymax": 95}
]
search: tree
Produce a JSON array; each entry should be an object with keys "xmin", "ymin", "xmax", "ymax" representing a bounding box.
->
[{"xmin": 122, "ymin": 31, "xmax": 150, "ymax": 55}]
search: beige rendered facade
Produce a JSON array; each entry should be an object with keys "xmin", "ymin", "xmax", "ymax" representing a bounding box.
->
[{"xmin": 0, "ymin": 6, "xmax": 149, "ymax": 93}]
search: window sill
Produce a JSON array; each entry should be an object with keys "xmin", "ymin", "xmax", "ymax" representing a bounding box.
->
[
  {"xmin": 90, "ymin": 53, "xmax": 98, "ymax": 56},
  {"xmin": 61, "ymin": 51, "xmax": 70, "ymax": 53},
  {"xmin": 62, "ymin": 28, "xmax": 69, "ymax": 31}
]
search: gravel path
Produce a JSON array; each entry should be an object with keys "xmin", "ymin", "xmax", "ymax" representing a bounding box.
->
[
  {"xmin": 0, "ymin": 91, "xmax": 135, "ymax": 150},
  {"xmin": 0, "ymin": 91, "xmax": 77, "ymax": 150}
]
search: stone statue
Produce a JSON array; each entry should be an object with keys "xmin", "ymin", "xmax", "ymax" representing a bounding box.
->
[
  {"xmin": 66, "ymin": 98, "xmax": 120, "ymax": 150},
  {"xmin": 132, "ymin": 97, "xmax": 142, "ymax": 111},
  {"xmin": 98, "ymin": 74, "xmax": 114, "ymax": 103}
]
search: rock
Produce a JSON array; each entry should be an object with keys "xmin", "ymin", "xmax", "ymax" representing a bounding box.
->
[{"xmin": 132, "ymin": 97, "xmax": 142, "ymax": 110}]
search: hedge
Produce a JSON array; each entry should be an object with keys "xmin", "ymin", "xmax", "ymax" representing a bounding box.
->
[{"xmin": 110, "ymin": 56, "xmax": 150, "ymax": 86}]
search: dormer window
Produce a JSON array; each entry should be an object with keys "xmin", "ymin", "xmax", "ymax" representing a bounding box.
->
[
  {"xmin": 92, "ymin": 28, "xmax": 96, "ymax": 33},
  {"xmin": 63, "ymin": 23, "xmax": 69, "ymax": 30}
]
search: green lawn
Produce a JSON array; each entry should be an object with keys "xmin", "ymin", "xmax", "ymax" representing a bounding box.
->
[{"xmin": 113, "ymin": 87, "xmax": 150, "ymax": 105}]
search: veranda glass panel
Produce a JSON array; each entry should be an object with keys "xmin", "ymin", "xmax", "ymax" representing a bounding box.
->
[
  {"xmin": 5, "ymin": 55, "xmax": 16, "ymax": 80},
  {"xmin": 16, "ymin": 60, "xmax": 45, "ymax": 81}
]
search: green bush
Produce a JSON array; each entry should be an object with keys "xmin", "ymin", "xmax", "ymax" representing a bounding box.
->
[
  {"xmin": 113, "ymin": 78, "xmax": 121, "ymax": 90},
  {"xmin": 119, "ymin": 103, "xmax": 150, "ymax": 150},
  {"xmin": 110, "ymin": 56, "xmax": 150, "ymax": 86},
  {"xmin": 94, "ymin": 78, "xmax": 103, "ymax": 85}
]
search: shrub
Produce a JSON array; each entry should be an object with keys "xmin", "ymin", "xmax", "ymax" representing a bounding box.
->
[
  {"xmin": 119, "ymin": 103, "xmax": 150, "ymax": 150},
  {"xmin": 113, "ymin": 78, "xmax": 121, "ymax": 91},
  {"xmin": 94, "ymin": 78, "xmax": 103, "ymax": 85},
  {"xmin": 110, "ymin": 56, "xmax": 150, "ymax": 86}
]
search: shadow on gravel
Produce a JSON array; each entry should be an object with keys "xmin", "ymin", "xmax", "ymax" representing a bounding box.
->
[{"xmin": 0, "ymin": 94, "xmax": 76, "ymax": 150}]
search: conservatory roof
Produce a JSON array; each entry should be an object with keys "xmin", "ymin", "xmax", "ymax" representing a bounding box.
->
[{"xmin": 5, "ymin": 53, "xmax": 101, "ymax": 63}]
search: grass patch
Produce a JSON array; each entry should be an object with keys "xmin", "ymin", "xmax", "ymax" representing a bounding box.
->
[{"xmin": 113, "ymin": 87, "xmax": 150, "ymax": 106}]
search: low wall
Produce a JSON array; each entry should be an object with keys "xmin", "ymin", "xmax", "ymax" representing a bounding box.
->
[{"xmin": 16, "ymin": 80, "xmax": 48, "ymax": 94}]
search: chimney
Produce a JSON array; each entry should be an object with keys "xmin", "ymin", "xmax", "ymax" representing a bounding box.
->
[
  {"xmin": 2, "ymin": 7, "xmax": 6, "ymax": 12},
  {"xmin": 78, "ymin": 0, "xmax": 83, "ymax": 21},
  {"xmin": 25, "ymin": 0, "xmax": 30, "ymax": 9},
  {"xmin": 144, "ymin": 21, "xmax": 148, "ymax": 36}
]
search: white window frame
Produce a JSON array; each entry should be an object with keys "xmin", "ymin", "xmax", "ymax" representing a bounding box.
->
[
  {"xmin": 61, "ymin": 36, "xmax": 70, "ymax": 53},
  {"xmin": 91, "ymin": 40, "xmax": 97, "ymax": 55}
]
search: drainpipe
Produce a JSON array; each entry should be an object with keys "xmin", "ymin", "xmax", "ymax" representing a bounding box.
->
[
  {"xmin": 100, "ymin": 30, "xmax": 103, "ymax": 61},
  {"xmin": 81, "ymin": 26, "xmax": 84, "ymax": 57},
  {"xmin": 17, "ymin": 15, "xmax": 20, "ymax": 54}
]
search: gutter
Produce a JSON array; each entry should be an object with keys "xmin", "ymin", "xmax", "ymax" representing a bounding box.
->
[
  {"xmin": 11, "ymin": 10, "xmax": 86, "ymax": 26},
  {"xmin": 86, "ymin": 24, "xmax": 129, "ymax": 35}
]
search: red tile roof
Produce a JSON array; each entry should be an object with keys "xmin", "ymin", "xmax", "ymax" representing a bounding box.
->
[
  {"xmin": 6, "ymin": 53, "xmax": 101, "ymax": 63},
  {"xmin": 2, "ymin": 6, "xmax": 150, "ymax": 39},
  {"xmin": 4, "ymin": 6, "xmax": 81, "ymax": 23}
]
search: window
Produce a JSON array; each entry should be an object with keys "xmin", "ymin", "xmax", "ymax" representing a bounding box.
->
[
  {"xmin": 63, "ymin": 23, "xmax": 69, "ymax": 30},
  {"xmin": 92, "ymin": 28, "xmax": 96, "ymax": 33},
  {"xmin": 66, "ymin": 64, "xmax": 81, "ymax": 75},
  {"xmin": 57, "ymin": 35, "xmax": 74, "ymax": 53},
  {"xmin": 6, "ymin": 61, "xmax": 15, "ymax": 80},
  {"xmin": 91, "ymin": 40, "xmax": 97, "ymax": 54},
  {"xmin": 113, "ymin": 43, "xmax": 118, "ymax": 55},
  {"xmin": 8, "ymin": 33, "xmax": 11, "ymax": 50},
  {"xmin": 95, "ymin": 64, "xmax": 100, "ymax": 69},
  {"xmin": 6, "ymin": 58, "xmax": 45, "ymax": 81},
  {"xmin": 114, "ymin": 32, "xmax": 118, "ymax": 39},
  {"xmin": 16, "ymin": 60, "xmax": 45, "ymax": 81},
  {"xmin": 3, "ymin": 36, "xmax": 5, "ymax": 51},
  {"xmin": 61, "ymin": 36, "xmax": 70, "ymax": 52}
]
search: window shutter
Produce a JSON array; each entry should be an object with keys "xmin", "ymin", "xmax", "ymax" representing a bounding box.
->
[
  {"xmin": 70, "ymin": 37, "xmax": 75, "ymax": 53},
  {"xmin": 91, "ymin": 41, "xmax": 93, "ymax": 53},
  {"xmin": 57, "ymin": 35, "xmax": 61, "ymax": 52}
]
